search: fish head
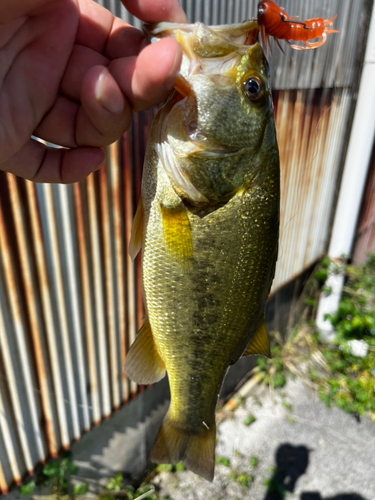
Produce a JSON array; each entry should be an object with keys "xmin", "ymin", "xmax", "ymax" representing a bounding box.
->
[{"xmin": 145, "ymin": 21, "xmax": 278, "ymax": 205}]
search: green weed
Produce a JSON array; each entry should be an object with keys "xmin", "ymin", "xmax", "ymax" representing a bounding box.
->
[
  {"xmin": 250, "ymin": 256, "xmax": 375, "ymax": 421},
  {"xmin": 20, "ymin": 452, "xmax": 88, "ymax": 498},
  {"xmin": 215, "ymin": 456, "xmax": 230, "ymax": 467},
  {"xmin": 253, "ymin": 338, "xmax": 287, "ymax": 389},
  {"xmin": 243, "ymin": 415, "xmax": 256, "ymax": 426},
  {"xmin": 282, "ymin": 401, "xmax": 293, "ymax": 412},
  {"xmin": 155, "ymin": 461, "xmax": 185, "ymax": 474},
  {"xmin": 235, "ymin": 474, "xmax": 254, "ymax": 488},
  {"xmin": 285, "ymin": 415, "xmax": 296, "ymax": 423},
  {"xmin": 309, "ymin": 255, "xmax": 375, "ymax": 420}
]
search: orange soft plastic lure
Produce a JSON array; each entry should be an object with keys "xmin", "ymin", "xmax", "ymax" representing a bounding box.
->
[{"xmin": 257, "ymin": 0, "xmax": 339, "ymax": 53}]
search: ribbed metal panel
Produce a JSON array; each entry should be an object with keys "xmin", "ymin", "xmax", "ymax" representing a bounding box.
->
[
  {"xmin": 0, "ymin": 108, "xmax": 152, "ymax": 492},
  {"xmin": 272, "ymin": 88, "xmax": 353, "ymax": 290},
  {"xmin": 0, "ymin": 0, "xmax": 372, "ymax": 494},
  {"xmin": 353, "ymin": 140, "xmax": 375, "ymax": 264}
]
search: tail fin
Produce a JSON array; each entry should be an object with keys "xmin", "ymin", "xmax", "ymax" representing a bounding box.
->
[{"xmin": 150, "ymin": 414, "xmax": 216, "ymax": 482}]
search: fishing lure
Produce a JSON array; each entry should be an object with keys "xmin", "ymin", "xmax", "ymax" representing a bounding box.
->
[{"xmin": 257, "ymin": 0, "xmax": 339, "ymax": 53}]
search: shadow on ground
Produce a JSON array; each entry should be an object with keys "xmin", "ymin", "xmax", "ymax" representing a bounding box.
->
[
  {"xmin": 301, "ymin": 494, "xmax": 368, "ymax": 500},
  {"xmin": 263, "ymin": 443, "xmax": 311, "ymax": 499},
  {"xmin": 263, "ymin": 443, "xmax": 369, "ymax": 500}
]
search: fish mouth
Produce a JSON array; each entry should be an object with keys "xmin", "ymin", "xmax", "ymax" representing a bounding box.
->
[
  {"xmin": 144, "ymin": 19, "xmax": 260, "ymax": 83},
  {"xmin": 144, "ymin": 20, "xmax": 259, "ymax": 51},
  {"xmin": 149, "ymin": 20, "xmax": 264, "ymax": 205}
]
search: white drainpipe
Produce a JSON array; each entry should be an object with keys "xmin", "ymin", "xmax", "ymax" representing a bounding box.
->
[{"xmin": 316, "ymin": 1, "xmax": 375, "ymax": 339}]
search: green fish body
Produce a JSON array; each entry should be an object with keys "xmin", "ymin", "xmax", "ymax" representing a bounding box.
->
[{"xmin": 125, "ymin": 20, "xmax": 280, "ymax": 481}]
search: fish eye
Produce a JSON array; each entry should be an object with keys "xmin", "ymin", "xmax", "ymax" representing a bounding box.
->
[{"xmin": 243, "ymin": 76, "xmax": 265, "ymax": 101}]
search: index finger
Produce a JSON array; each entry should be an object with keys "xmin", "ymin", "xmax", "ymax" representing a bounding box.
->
[{"xmin": 121, "ymin": 0, "xmax": 188, "ymax": 24}]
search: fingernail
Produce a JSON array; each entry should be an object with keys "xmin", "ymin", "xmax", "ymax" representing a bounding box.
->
[
  {"xmin": 164, "ymin": 44, "xmax": 183, "ymax": 90},
  {"xmin": 96, "ymin": 69, "xmax": 124, "ymax": 115}
]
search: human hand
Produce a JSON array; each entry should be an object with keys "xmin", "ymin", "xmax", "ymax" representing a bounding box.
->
[{"xmin": 0, "ymin": 0, "xmax": 187, "ymax": 183}]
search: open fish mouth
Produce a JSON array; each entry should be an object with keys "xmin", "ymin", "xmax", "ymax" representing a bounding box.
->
[
  {"xmin": 145, "ymin": 18, "xmax": 261, "ymax": 147},
  {"xmin": 144, "ymin": 20, "xmax": 260, "ymax": 86},
  {"xmin": 144, "ymin": 19, "xmax": 260, "ymax": 58},
  {"xmin": 145, "ymin": 19, "xmax": 269, "ymax": 205}
]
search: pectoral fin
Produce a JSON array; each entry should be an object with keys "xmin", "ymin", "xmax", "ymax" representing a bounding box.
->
[
  {"xmin": 129, "ymin": 196, "xmax": 144, "ymax": 260},
  {"xmin": 124, "ymin": 318, "xmax": 166, "ymax": 384},
  {"xmin": 160, "ymin": 203, "xmax": 193, "ymax": 262},
  {"xmin": 242, "ymin": 317, "xmax": 271, "ymax": 358}
]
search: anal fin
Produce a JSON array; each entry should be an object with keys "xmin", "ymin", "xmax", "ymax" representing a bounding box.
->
[
  {"xmin": 124, "ymin": 318, "xmax": 166, "ymax": 384},
  {"xmin": 242, "ymin": 317, "xmax": 271, "ymax": 358},
  {"xmin": 129, "ymin": 196, "xmax": 144, "ymax": 260}
]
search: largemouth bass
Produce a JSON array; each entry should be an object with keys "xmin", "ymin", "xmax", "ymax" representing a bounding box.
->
[{"xmin": 125, "ymin": 19, "xmax": 280, "ymax": 482}]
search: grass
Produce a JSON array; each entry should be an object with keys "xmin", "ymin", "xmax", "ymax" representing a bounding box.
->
[
  {"xmin": 236, "ymin": 474, "xmax": 254, "ymax": 488},
  {"xmin": 20, "ymin": 452, "xmax": 88, "ymax": 498},
  {"xmin": 155, "ymin": 462, "xmax": 185, "ymax": 473},
  {"xmin": 248, "ymin": 255, "xmax": 375, "ymax": 421},
  {"xmin": 243, "ymin": 414, "xmax": 256, "ymax": 426},
  {"xmin": 229, "ymin": 472, "xmax": 254, "ymax": 488},
  {"xmin": 215, "ymin": 456, "xmax": 230, "ymax": 467},
  {"xmin": 282, "ymin": 401, "xmax": 293, "ymax": 412},
  {"xmin": 308, "ymin": 256, "xmax": 375, "ymax": 419}
]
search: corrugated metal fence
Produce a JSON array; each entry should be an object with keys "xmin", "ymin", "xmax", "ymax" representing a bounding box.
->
[
  {"xmin": 0, "ymin": 0, "xmax": 372, "ymax": 494},
  {"xmin": 353, "ymin": 139, "xmax": 375, "ymax": 264}
]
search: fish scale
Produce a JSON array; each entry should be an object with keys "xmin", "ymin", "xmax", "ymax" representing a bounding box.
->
[{"xmin": 125, "ymin": 19, "xmax": 280, "ymax": 481}]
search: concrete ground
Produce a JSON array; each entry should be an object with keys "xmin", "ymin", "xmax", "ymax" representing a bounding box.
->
[
  {"xmin": 7, "ymin": 369, "xmax": 374, "ymax": 500},
  {"xmin": 153, "ymin": 378, "xmax": 375, "ymax": 500}
]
